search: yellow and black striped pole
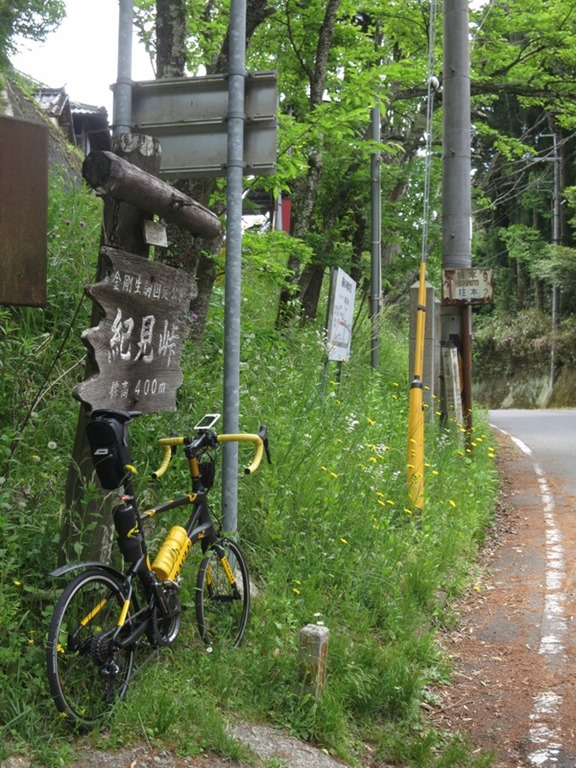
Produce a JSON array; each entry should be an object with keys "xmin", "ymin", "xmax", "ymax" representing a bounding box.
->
[{"xmin": 407, "ymin": 260, "xmax": 427, "ymax": 510}]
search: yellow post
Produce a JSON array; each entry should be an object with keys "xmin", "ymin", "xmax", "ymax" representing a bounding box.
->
[{"xmin": 407, "ymin": 261, "xmax": 427, "ymax": 509}]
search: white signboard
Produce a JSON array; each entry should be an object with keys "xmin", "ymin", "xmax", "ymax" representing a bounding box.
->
[
  {"xmin": 326, "ymin": 268, "xmax": 356, "ymax": 362},
  {"xmin": 442, "ymin": 268, "xmax": 494, "ymax": 305}
]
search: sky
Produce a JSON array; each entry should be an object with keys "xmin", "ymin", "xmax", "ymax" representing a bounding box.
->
[{"xmin": 12, "ymin": 0, "xmax": 155, "ymax": 118}]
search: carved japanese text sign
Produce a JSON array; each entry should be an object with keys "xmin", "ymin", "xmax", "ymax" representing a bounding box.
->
[{"xmin": 75, "ymin": 247, "xmax": 196, "ymax": 412}]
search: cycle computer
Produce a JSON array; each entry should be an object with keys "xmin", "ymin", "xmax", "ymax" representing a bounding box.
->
[{"xmin": 194, "ymin": 413, "xmax": 221, "ymax": 431}]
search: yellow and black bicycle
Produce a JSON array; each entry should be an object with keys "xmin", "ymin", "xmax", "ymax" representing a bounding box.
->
[{"xmin": 46, "ymin": 409, "xmax": 269, "ymax": 729}]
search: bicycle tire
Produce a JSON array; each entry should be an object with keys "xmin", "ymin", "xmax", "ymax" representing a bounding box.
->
[
  {"xmin": 195, "ymin": 538, "xmax": 250, "ymax": 648},
  {"xmin": 46, "ymin": 568, "xmax": 135, "ymax": 729}
]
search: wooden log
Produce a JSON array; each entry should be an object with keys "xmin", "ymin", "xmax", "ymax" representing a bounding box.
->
[{"xmin": 83, "ymin": 150, "xmax": 222, "ymax": 240}]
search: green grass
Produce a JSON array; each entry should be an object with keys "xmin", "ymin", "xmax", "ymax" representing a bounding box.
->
[{"xmin": 0, "ymin": 173, "xmax": 499, "ymax": 767}]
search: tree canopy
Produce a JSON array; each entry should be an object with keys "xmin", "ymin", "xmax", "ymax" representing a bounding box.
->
[{"xmin": 0, "ymin": 0, "xmax": 65, "ymax": 63}]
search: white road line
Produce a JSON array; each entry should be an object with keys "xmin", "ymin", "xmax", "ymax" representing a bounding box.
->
[{"xmin": 492, "ymin": 426, "xmax": 567, "ymax": 764}]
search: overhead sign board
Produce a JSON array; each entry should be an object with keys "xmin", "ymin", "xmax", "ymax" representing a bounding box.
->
[
  {"xmin": 442, "ymin": 268, "xmax": 494, "ymax": 305},
  {"xmin": 131, "ymin": 71, "xmax": 277, "ymax": 178},
  {"xmin": 326, "ymin": 268, "xmax": 356, "ymax": 362}
]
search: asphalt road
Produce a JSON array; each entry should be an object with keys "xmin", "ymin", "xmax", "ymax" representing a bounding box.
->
[{"xmin": 490, "ymin": 408, "xmax": 576, "ymax": 494}]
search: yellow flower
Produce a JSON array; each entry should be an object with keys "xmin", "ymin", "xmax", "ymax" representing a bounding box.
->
[
  {"xmin": 449, "ymin": 499, "xmax": 457, "ymax": 508},
  {"xmin": 369, "ymin": 456, "xmax": 377, "ymax": 463},
  {"xmin": 340, "ymin": 537, "xmax": 348, "ymax": 545},
  {"xmin": 367, "ymin": 417, "xmax": 375, "ymax": 425},
  {"xmin": 293, "ymin": 588, "xmax": 301, "ymax": 595},
  {"xmin": 330, "ymin": 471, "xmax": 338, "ymax": 479},
  {"xmin": 320, "ymin": 466, "xmax": 327, "ymax": 472}
]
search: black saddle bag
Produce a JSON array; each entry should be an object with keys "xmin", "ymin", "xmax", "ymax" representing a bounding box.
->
[{"xmin": 86, "ymin": 416, "xmax": 133, "ymax": 490}]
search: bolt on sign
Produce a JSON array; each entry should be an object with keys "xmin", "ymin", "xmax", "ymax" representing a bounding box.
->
[
  {"xmin": 75, "ymin": 247, "xmax": 196, "ymax": 413},
  {"xmin": 442, "ymin": 268, "xmax": 494, "ymax": 305}
]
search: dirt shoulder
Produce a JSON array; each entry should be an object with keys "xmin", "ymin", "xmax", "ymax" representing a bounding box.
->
[{"xmin": 431, "ymin": 431, "xmax": 576, "ymax": 766}]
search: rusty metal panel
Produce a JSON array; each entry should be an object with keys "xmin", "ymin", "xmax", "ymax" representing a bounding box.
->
[{"xmin": 0, "ymin": 115, "xmax": 48, "ymax": 307}]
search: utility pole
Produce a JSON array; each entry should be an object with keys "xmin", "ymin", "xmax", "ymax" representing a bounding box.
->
[
  {"xmin": 541, "ymin": 132, "xmax": 561, "ymax": 389},
  {"xmin": 441, "ymin": 0, "xmax": 472, "ymax": 429}
]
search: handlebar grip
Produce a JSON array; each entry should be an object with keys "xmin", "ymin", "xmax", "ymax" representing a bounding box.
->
[
  {"xmin": 152, "ymin": 436, "xmax": 184, "ymax": 479},
  {"xmin": 151, "ymin": 444, "xmax": 173, "ymax": 479},
  {"xmin": 217, "ymin": 433, "xmax": 264, "ymax": 474},
  {"xmin": 244, "ymin": 437, "xmax": 264, "ymax": 475}
]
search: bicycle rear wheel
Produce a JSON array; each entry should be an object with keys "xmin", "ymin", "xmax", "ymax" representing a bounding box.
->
[
  {"xmin": 46, "ymin": 568, "xmax": 135, "ymax": 729},
  {"xmin": 195, "ymin": 538, "xmax": 250, "ymax": 647}
]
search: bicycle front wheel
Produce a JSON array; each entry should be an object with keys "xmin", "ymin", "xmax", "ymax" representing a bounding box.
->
[
  {"xmin": 46, "ymin": 568, "xmax": 135, "ymax": 729},
  {"xmin": 195, "ymin": 538, "xmax": 250, "ymax": 648}
]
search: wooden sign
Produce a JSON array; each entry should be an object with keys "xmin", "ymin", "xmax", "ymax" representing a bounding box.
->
[
  {"xmin": 75, "ymin": 247, "xmax": 196, "ymax": 412},
  {"xmin": 442, "ymin": 268, "xmax": 494, "ymax": 305}
]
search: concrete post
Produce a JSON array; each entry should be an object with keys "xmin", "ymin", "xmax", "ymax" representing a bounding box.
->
[{"xmin": 298, "ymin": 624, "xmax": 329, "ymax": 698}]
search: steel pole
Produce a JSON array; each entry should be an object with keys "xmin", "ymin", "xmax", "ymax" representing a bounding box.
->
[
  {"xmin": 114, "ymin": 0, "xmax": 133, "ymax": 136},
  {"xmin": 221, "ymin": 0, "xmax": 246, "ymax": 534},
  {"xmin": 370, "ymin": 102, "xmax": 382, "ymax": 369}
]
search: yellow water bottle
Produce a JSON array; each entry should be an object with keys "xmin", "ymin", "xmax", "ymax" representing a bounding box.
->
[{"xmin": 151, "ymin": 526, "xmax": 191, "ymax": 580}]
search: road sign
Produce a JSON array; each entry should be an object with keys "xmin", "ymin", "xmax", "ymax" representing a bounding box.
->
[
  {"xmin": 131, "ymin": 71, "xmax": 277, "ymax": 178},
  {"xmin": 326, "ymin": 268, "xmax": 356, "ymax": 362},
  {"xmin": 442, "ymin": 267, "xmax": 494, "ymax": 305}
]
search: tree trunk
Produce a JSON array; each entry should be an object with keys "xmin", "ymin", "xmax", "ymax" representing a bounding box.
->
[
  {"xmin": 276, "ymin": 0, "xmax": 341, "ymax": 327},
  {"xmin": 156, "ymin": 0, "xmax": 187, "ymax": 78},
  {"xmin": 299, "ymin": 263, "xmax": 325, "ymax": 322}
]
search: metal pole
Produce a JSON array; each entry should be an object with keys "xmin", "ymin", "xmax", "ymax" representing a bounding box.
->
[
  {"xmin": 221, "ymin": 0, "xmax": 246, "ymax": 534},
  {"xmin": 114, "ymin": 0, "xmax": 134, "ymax": 136},
  {"xmin": 441, "ymin": 0, "xmax": 472, "ymax": 426},
  {"xmin": 550, "ymin": 132, "xmax": 560, "ymax": 389},
  {"xmin": 370, "ymin": 101, "xmax": 382, "ymax": 369}
]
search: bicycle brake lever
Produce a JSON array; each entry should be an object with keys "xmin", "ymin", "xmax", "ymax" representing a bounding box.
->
[{"xmin": 258, "ymin": 425, "xmax": 272, "ymax": 464}]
